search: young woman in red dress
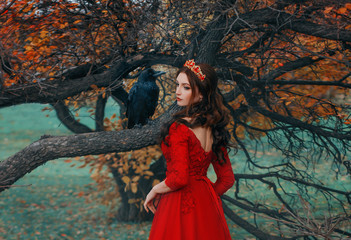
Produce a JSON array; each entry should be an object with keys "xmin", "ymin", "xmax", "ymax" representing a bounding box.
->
[{"xmin": 144, "ymin": 60, "xmax": 235, "ymax": 240}]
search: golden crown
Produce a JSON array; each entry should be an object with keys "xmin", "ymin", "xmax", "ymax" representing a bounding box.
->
[{"xmin": 184, "ymin": 59, "xmax": 206, "ymax": 81}]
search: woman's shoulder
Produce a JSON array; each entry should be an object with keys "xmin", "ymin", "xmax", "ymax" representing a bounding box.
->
[
  {"xmin": 168, "ymin": 121, "xmax": 193, "ymax": 140},
  {"xmin": 169, "ymin": 121, "xmax": 189, "ymax": 133}
]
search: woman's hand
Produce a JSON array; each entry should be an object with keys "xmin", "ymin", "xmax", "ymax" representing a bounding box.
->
[
  {"xmin": 144, "ymin": 180, "xmax": 172, "ymax": 214},
  {"xmin": 144, "ymin": 188, "xmax": 160, "ymax": 214}
]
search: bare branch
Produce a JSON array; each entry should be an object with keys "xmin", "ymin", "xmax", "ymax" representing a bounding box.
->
[{"xmin": 51, "ymin": 100, "xmax": 93, "ymax": 133}]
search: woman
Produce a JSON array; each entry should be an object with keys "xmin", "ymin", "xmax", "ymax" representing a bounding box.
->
[{"xmin": 144, "ymin": 60, "xmax": 235, "ymax": 240}]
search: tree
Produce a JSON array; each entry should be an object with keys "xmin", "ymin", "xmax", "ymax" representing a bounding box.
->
[{"xmin": 0, "ymin": 0, "xmax": 351, "ymax": 238}]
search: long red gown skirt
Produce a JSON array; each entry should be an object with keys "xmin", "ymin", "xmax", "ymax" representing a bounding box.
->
[{"xmin": 148, "ymin": 123, "xmax": 235, "ymax": 240}]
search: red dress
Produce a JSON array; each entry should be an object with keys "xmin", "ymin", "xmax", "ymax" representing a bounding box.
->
[{"xmin": 148, "ymin": 122, "xmax": 235, "ymax": 240}]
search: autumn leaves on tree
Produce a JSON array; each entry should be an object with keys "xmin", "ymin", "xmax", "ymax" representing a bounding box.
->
[{"xmin": 0, "ymin": 0, "xmax": 351, "ymax": 239}]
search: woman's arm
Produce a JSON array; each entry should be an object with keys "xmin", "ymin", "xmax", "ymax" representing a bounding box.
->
[
  {"xmin": 153, "ymin": 180, "xmax": 172, "ymax": 194},
  {"xmin": 144, "ymin": 123, "xmax": 190, "ymax": 213},
  {"xmin": 163, "ymin": 124, "xmax": 190, "ymax": 190},
  {"xmin": 212, "ymin": 147, "xmax": 235, "ymax": 196}
]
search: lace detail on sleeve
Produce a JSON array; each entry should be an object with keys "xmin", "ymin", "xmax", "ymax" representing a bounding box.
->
[{"xmin": 164, "ymin": 123, "xmax": 190, "ymax": 191}]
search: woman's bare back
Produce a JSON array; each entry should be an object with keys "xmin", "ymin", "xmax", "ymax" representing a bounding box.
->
[{"xmin": 189, "ymin": 126, "xmax": 213, "ymax": 153}]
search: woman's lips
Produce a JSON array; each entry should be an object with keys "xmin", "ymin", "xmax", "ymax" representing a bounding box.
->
[{"xmin": 176, "ymin": 97, "xmax": 181, "ymax": 101}]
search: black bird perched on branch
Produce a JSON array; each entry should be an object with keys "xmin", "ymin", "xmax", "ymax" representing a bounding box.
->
[{"xmin": 126, "ymin": 68, "xmax": 165, "ymax": 129}]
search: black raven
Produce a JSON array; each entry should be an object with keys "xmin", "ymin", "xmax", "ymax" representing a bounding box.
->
[{"xmin": 126, "ymin": 68, "xmax": 165, "ymax": 129}]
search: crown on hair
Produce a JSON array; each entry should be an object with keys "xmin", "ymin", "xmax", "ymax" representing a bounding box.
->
[{"xmin": 184, "ymin": 59, "xmax": 206, "ymax": 81}]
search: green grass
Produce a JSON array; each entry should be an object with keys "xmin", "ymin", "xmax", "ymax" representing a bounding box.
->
[{"xmin": 0, "ymin": 172, "xmax": 152, "ymax": 240}]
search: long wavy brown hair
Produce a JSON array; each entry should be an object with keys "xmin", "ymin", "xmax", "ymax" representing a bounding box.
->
[{"xmin": 161, "ymin": 63, "xmax": 232, "ymax": 164}]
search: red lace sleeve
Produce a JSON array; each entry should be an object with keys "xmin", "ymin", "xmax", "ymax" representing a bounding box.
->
[
  {"xmin": 212, "ymin": 147, "xmax": 235, "ymax": 196},
  {"xmin": 164, "ymin": 123, "xmax": 190, "ymax": 191}
]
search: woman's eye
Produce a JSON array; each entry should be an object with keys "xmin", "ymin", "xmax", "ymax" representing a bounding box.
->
[{"xmin": 184, "ymin": 86, "xmax": 191, "ymax": 90}]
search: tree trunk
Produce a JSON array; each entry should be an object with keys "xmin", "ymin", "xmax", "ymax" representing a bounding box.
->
[{"xmin": 108, "ymin": 154, "xmax": 166, "ymax": 222}]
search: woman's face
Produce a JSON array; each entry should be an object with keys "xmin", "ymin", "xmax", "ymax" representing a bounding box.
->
[{"xmin": 175, "ymin": 72, "xmax": 201, "ymax": 106}]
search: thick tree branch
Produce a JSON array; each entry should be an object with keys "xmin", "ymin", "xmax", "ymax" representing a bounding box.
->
[
  {"xmin": 95, "ymin": 94, "xmax": 107, "ymax": 132},
  {"xmin": 0, "ymin": 54, "xmax": 183, "ymax": 108},
  {"xmin": 197, "ymin": 14, "xmax": 227, "ymax": 64},
  {"xmin": 0, "ymin": 103, "xmax": 180, "ymax": 192}
]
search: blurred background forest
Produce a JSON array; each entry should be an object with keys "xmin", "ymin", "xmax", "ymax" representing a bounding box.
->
[{"xmin": 1, "ymin": 0, "xmax": 351, "ymax": 239}]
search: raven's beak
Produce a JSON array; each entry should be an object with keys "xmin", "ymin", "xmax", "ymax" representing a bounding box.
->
[{"xmin": 153, "ymin": 71, "xmax": 166, "ymax": 77}]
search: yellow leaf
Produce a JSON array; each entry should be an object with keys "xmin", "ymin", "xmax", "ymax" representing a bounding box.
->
[
  {"xmin": 134, "ymin": 166, "xmax": 142, "ymax": 174},
  {"xmin": 132, "ymin": 176, "xmax": 140, "ymax": 182},
  {"xmin": 24, "ymin": 45, "xmax": 33, "ymax": 51},
  {"xmin": 143, "ymin": 170, "xmax": 154, "ymax": 176},
  {"xmin": 121, "ymin": 176, "xmax": 130, "ymax": 184},
  {"xmin": 131, "ymin": 182, "xmax": 138, "ymax": 193},
  {"xmin": 128, "ymin": 198, "xmax": 141, "ymax": 204},
  {"xmin": 110, "ymin": 162, "xmax": 118, "ymax": 168}
]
